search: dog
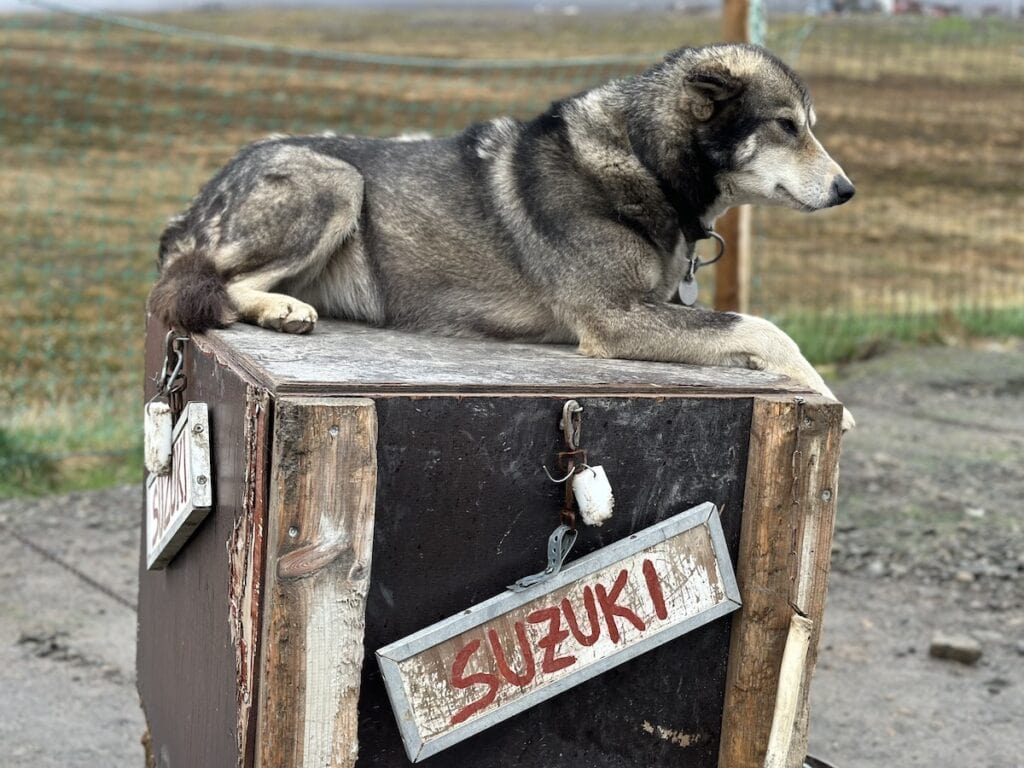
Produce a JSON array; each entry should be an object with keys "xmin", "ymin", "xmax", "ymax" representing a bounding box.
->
[{"xmin": 150, "ymin": 43, "xmax": 856, "ymax": 429}]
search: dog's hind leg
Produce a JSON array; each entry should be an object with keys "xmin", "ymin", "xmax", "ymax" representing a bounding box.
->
[
  {"xmin": 225, "ymin": 272, "xmax": 320, "ymax": 335},
  {"xmin": 215, "ymin": 146, "xmax": 365, "ymax": 334},
  {"xmin": 153, "ymin": 142, "xmax": 365, "ymax": 334}
]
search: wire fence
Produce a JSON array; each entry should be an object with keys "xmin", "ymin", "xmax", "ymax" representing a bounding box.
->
[{"xmin": 1, "ymin": 1, "xmax": 1022, "ymax": 495}]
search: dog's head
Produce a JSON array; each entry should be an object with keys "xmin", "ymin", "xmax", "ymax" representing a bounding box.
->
[{"xmin": 640, "ymin": 44, "xmax": 854, "ymax": 214}]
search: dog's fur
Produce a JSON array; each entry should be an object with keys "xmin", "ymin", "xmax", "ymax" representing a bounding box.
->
[{"xmin": 150, "ymin": 43, "xmax": 856, "ymax": 428}]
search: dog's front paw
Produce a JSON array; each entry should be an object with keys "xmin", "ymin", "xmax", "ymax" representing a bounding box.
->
[{"xmin": 257, "ymin": 297, "xmax": 318, "ymax": 334}]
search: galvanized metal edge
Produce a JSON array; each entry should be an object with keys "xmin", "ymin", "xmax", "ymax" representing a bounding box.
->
[{"xmin": 378, "ymin": 502, "xmax": 716, "ymax": 660}]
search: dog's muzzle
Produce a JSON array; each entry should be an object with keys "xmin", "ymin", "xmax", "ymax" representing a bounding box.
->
[{"xmin": 830, "ymin": 175, "xmax": 855, "ymax": 206}]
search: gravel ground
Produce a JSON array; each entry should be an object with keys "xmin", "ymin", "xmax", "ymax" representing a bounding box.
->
[
  {"xmin": 0, "ymin": 343, "xmax": 1021, "ymax": 767},
  {"xmin": 808, "ymin": 341, "xmax": 1024, "ymax": 768}
]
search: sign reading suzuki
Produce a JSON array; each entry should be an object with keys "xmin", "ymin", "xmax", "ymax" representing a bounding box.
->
[
  {"xmin": 376, "ymin": 502, "xmax": 740, "ymax": 762},
  {"xmin": 145, "ymin": 402, "xmax": 212, "ymax": 570}
]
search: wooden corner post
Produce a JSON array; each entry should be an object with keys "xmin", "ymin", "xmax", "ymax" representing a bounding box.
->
[
  {"xmin": 718, "ymin": 395, "xmax": 843, "ymax": 768},
  {"xmin": 256, "ymin": 397, "xmax": 378, "ymax": 768}
]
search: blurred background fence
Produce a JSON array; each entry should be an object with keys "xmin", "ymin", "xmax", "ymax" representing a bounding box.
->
[{"xmin": 1, "ymin": 0, "xmax": 1022, "ymax": 495}]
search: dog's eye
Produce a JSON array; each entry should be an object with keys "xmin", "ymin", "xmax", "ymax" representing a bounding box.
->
[{"xmin": 776, "ymin": 118, "xmax": 799, "ymax": 137}]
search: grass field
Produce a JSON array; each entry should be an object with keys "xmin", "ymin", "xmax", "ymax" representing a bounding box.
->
[{"xmin": 1, "ymin": 6, "xmax": 1022, "ymax": 495}]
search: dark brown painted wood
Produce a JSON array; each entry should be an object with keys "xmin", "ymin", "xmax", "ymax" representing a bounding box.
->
[
  {"xmin": 138, "ymin": 319, "xmax": 270, "ymax": 768},
  {"xmin": 202, "ymin": 321, "xmax": 809, "ymax": 397},
  {"xmin": 357, "ymin": 395, "xmax": 753, "ymax": 768}
]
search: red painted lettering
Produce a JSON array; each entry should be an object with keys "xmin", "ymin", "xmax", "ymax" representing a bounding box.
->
[
  {"xmin": 151, "ymin": 490, "xmax": 161, "ymax": 546},
  {"xmin": 487, "ymin": 623, "xmax": 535, "ymax": 687},
  {"xmin": 152, "ymin": 473, "xmax": 172, "ymax": 545},
  {"xmin": 561, "ymin": 587, "xmax": 601, "ymax": 647},
  {"xmin": 642, "ymin": 558, "xmax": 669, "ymax": 621},
  {"xmin": 527, "ymin": 607, "xmax": 577, "ymax": 674},
  {"xmin": 174, "ymin": 443, "xmax": 187, "ymax": 503},
  {"xmin": 595, "ymin": 568, "xmax": 646, "ymax": 644},
  {"xmin": 449, "ymin": 639, "xmax": 499, "ymax": 725}
]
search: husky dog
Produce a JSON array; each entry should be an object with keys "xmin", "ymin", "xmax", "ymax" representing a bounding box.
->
[{"xmin": 150, "ymin": 44, "xmax": 856, "ymax": 428}]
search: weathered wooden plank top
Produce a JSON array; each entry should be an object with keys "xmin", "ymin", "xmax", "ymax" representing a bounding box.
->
[{"xmin": 202, "ymin": 320, "xmax": 809, "ymax": 396}]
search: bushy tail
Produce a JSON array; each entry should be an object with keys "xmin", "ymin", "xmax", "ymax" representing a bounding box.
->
[{"xmin": 148, "ymin": 222, "xmax": 235, "ymax": 333}]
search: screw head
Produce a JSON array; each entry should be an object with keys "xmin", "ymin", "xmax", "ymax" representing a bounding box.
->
[
  {"xmin": 192, "ymin": 423, "xmax": 203, "ymax": 434},
  {"xmin": 197, "ymin": 475, "xmax": 207, "ymax": 485}
]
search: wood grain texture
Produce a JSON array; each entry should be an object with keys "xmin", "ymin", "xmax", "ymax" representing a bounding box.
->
[
  {"xmin": 785, "ymin": 398, "xmax": 843, "ymax": 768},
  {"xmin": 764, "ymin": 614, "xmax": 814, "ymax": 768},
  {"xmin": 256, "ymin": 397, "xmax": 378, "ymax": 768},
  {"xmin": 203, "ymin": 321, "xmax": 807, "ymax": 397},
  {"xmin": 717, "ymin": 395, "xmax": 843, "ymax": 768},
  {"xmin": 228, "ymin": 386, "xmax": 271, "ymax": 768}
]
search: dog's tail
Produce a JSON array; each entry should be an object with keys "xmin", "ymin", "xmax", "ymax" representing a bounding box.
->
[{"xmin": 148, "ymin": 216, "xmax": 236, "ymax": 333}]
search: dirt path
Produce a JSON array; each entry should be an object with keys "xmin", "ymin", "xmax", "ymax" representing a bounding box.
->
[
  {"xmin": 0, "ymin": 487, "xmax": 142, "ymax": 767},
  {"xmin": 809, "ymin": 342, "xmax": 1024, "ymax": 768},
  {"xmin": 1, "ymin": 343, "xmax": 1021, "ymax": 767}
]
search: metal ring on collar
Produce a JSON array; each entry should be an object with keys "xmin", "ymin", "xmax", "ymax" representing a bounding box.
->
[{"xmin": 696, "ymin": 230, "xmax": 726, "ymax": 269}]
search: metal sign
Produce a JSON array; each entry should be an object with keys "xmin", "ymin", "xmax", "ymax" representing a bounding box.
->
[
  {"xmin": 377, "ymin": 502, "xmax": 740, "ymax": 762},
  {"xmin": 145, "ymin": 402, "xmax": 213, "ymax": 570}
]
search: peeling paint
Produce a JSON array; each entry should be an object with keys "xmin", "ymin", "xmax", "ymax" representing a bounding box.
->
[{"xmin": 640, "ymin": 720, "xmax": 706, "ymax": 749}]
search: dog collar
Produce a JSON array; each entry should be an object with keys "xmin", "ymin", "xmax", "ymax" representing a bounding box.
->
[{"xmin": 679, "ymin": 218, "xmax": 712, "ymax": 244}]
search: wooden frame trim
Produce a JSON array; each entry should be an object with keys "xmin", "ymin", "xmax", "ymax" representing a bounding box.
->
[
  {"xmin": 255, "ymin": 397, "xmax": 379, "ymax": 768},
  {"xmin": 718, "ymin": 394, "xmax": 843, "ymax": 768},
  {"xmin": 229, "ymin": 385, "xmax": 272, "ymax": 768}
]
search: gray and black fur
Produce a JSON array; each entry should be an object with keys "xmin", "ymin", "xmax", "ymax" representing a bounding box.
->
[{"xmin": 150, "ymin": 43, "xmax": 857, "ymax": 428}]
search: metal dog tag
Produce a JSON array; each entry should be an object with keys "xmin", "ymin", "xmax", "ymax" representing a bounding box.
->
[{"xmin": 678, "ymin": 275, "xmax": 700, "ymax": 306}]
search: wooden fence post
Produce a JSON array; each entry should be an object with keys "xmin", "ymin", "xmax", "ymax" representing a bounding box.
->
[{"xmin": 716, "ymin": 0, "xmax": 752, "ymax": 314}]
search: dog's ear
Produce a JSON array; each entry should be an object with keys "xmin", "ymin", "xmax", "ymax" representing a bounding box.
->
[{"xmin": 684, "ymin": 69, "xmax": 744, "ymax": 119}]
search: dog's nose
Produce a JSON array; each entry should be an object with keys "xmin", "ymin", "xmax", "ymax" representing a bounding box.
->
[{"xmin": 831, "ymin": 176, "xmax": 855, "ymax": 205}]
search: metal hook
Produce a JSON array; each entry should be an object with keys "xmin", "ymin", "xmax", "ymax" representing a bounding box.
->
[
  {"xmin": 508, "ymin": 524, "xmax": 579, "ymax": 592},
  {"xmin": 560, "ymin": 400, "xmax": 583, "ymax": 451},
  {"xmin": 157, "ymin": 330, "xmax": 189, "ymax": 397}
]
